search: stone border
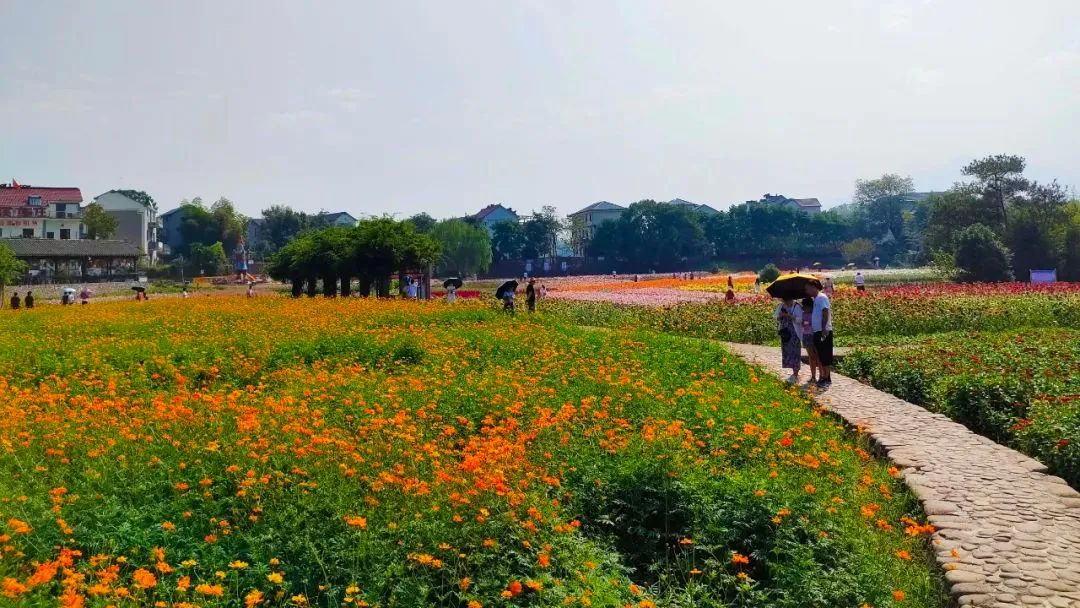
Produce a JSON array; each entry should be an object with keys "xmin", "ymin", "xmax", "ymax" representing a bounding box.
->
[{"xmin": 724, "ymin": 343, "xmax": 1080, "ymax": 608}]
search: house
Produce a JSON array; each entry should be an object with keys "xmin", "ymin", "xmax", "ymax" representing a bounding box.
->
[
  {"xmin": 567, "ymin": 201, "xmax": 626, "ymax": 255},
  {"xmin": 246, "ymin": 217, "xmax": 265, "ymax": 246},
  {"xmin": 0, "ymin": 183, "xmax": 85, "ymax": 239},
  {"xmin": 316, "ymin": 211, "xmax": 358, "ymax": 227},
  {"xmin": 749, "ymin": 193, "xmax": 822, "ymax": 214},
  {"xmin": 159, "ymin": 206, "xmax": 189, "ymax": 255},
  {"xmin": 667, "ymin": 198, "xmax": 721, "ymax": 215},
  {"xmin": 470, "ymin": 204, "xmax": 519, "ymax": 235},
  {"xmin": 95, "ymin": 190, "xmax": 161, "ymax": 263},
  {"xmin": 1, "ymin": 237, "xmax": 142, "ymax": 282}
]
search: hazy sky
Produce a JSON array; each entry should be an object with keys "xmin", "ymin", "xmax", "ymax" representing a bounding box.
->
[{"xmin": 2, "ymin": 0, "xmax": 1077, "ymax": 218}]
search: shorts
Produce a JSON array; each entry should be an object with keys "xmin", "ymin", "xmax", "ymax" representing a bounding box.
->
[
  {"xmin": 801, "ymin": 333, "xmax": 816, "ymax": 351},
  {"xmin": 856, "ymin": 284, "xmax": 865, "ymax": 292},
  {"xmin": 813, "ymin": 331, "xmax": 834, "ymax": 366}
]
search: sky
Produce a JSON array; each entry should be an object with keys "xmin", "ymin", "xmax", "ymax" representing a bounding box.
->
[{"xmin": 1, "ymin": 0, "xmax": 1078, "ymax": 219}]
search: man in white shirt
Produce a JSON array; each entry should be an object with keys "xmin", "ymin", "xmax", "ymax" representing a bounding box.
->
[
  {"xmin": 806, "ymin": 279, "xmax": 833, "ymax": 386},
  {"xmin": 854, "ymin": 272, "xmax": 866, "ymax": 292}
]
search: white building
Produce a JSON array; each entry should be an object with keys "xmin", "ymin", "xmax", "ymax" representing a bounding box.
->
[
  {"xmin": 0, "ymin": 183, "xmax": 85, "ymax": 239},
  {"xmin": 568, "ymin": 201, "xmax": 626, "ymax": 255},
  {"xmin": 95, "ymin": 190, "xmax": 161, "ymax": 263}
]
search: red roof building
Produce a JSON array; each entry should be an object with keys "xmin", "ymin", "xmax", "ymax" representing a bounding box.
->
[{"xmin": 0, "ymin": 183, "xmax": 85, "ymax": 239}]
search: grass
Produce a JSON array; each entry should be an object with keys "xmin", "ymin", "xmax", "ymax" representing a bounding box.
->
[{"xmin": 0, "ymin": 297, "xmax": 944, "ymax": 607}]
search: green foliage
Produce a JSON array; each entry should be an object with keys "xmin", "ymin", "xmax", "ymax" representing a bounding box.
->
[
  {"xmin": 962, "ymin": 154, "xmax": 1028, "ymax": 224},
  {"xmin": 430, "ymin": 219, "xmax": 491, "ymax": 276},
  {"xmin": 81, "ymin": 201, "xmax": 120, "ymax": 240},
  {"xmin": 177, "ymin": 196, "xmax": 247, "ymax": 256},
  {"xmin": 0, "ymin": 243, "xmax": 28, "ymax": 308},
  {"xmin": 840, "ymin": 329, "xmax": 1080, "ymax": 486},
  {"xmin": 490, "ymin": 220, "xmax": 525, "ymax": 260},
  {"xmin": 840, "ymin": 238, "xmax": 875, "ymax": 264},
  {"xmin": 590, "ymin": 200, "xmax": 709, "ymax": 270},
  {"xmin": 757, "ymin": 264, "xmax": 781, "ymax": 283},
  {"xmin": 187, "ymin": 241, "xmax": 230, "ymax": 276},
  {"xmin": 405, "ymin": 212, "xmax": 437, "ymax": 234},
  {"xmin": 521, "ymin": 206, "xmax": 562, "ymax": 259},
  {"xmin": 110, "ymin": 189, "xmax": 156, "ymax": 210},
  {"xmin": 853, "ymin": 174, "xmax": 915, "ymax": 206},
  {"xmin": 953, "ymin": 224, "xmax": 1014, "ymax": 282}
]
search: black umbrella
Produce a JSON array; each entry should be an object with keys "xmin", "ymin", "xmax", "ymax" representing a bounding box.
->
[
  {"xmin": 495, "ymin": 280, "xmax": 518, "ymax": 299},
  {"xmin": 443, "ymin": 277, "xmax": 463, "ymax": 289},
  {"xmin": 130, "ymin": 285, "xmax": 146, "ymax": 292},
  {"xmin": 765, "ymin": 273, "xmax": 820, "ymax": 300}
]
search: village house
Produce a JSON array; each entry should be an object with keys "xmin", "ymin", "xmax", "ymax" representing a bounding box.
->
[
  {"xmin": 567, "ymin": 201, "xmax": 626, "ymax": 256},
  {"xmin": 95, "ymin": 189, "xmax": 162, "ymax": 263},
  {"xmin": 0, "ymin": 183, "xmax": 85, "ymax": 240},
  {"xmin": 748, "ymin": 193, "xmax": 822, "ymax": 214},
  {"xmin": 470, "ymin": 204, "xmax": 519, "ymax": 235}
]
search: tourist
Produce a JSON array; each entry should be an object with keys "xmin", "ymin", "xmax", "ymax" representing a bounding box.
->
[
  {"xmin": 824, "ymin": 276, "xmax": 835, "ymax": 296},
  {"xmin": 525, "ymin": 278, "xmax": 537, "ymax": 313},
  {"xmin": 806, "ymin": 279, "xmax": 833, "ymax": 386},
  {"xmin": 247, "ymin": 282, "xmax": 255, "ymax": 298},
  {"xmin": 445, "ymin": 283, "xmax": 457, "ymax": 304},
  {"xmin": 135, "ymin": 290, "xmax": 145, "ymax": 302},
  {"xmin": 80, "ymin": 287, "xmax": 91, "ymax": 305},
  {"xmin": 502, "ymin": 287, "xmax": 515, "ymax": 315},
  {"xmin": 61, "ymin": 290, "xmax": 69, "ymax": 305},
  {"xmin": 406, "ymin": 277, "xmax": 418, "ymax": 299},
  {"xmin": 753, "ymin": 277, "xmax": 761, "ymax": 293},
  {"xmin": 539, "ymin": 283, "xmax": 547, "ymax": 299},
  {"xmin": 182, "ymin": 287, "xmax": 190, "ymax": 299},
  {"xmin": 854, "ymin": 272, "xmax": 866, "ymax": 292},
  {"xmin": 801, "ymin": 296, "xmax": 820, "ymax": 384},
  {"xmin": 725, "ymin": 287, "xmax": 736, "ymax": 301},
  {"xmin": 24, "ymin": 290, "xmax": 34, "ymax": 309},
  {"xmin": 727, "ymin": 275, "xmax": 734, "ymax": 290},
  {"xmin": 9, "ymin": 291, "xmax": 20, "ymax": 310},
  {"xmin": 773, "ymin": 296, "xmax": 802, "ymax": 380}
]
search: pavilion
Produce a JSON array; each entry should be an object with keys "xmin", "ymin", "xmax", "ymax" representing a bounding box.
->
[{"xmin": 1, "ymin": 238, "xmax": 142, "ymax": 283}]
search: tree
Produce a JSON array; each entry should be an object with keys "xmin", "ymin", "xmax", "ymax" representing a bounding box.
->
[
  {"xmin": 602, "ymin": 201, "xmax": 708, "ymax": 270},
  {"xmin": 1060, "ymin": 204, "xmax": 1080, "ymax": 282},
  {"xmin": 953, "ymin": 224, "xmax": 1014, "ymax": 282},
  {"xmin": 490, "ymin": 220, "xmax": 525, "ymax": 260},
  {"xmin": 188, "ymin": 242, "xmax": 230, "ymax": 276},
  {"xmin": 521, "ymin": 206, "xmax": 562, "ymax": 259},
  {"xmin": 840, "ymin": 238, "xmax": 875, "ymax": 265},
  {"xmin": 259, "ymin": 205, "xmax": 313, "ymax": 252},
  {"xmin": 405, "ymin": 213, "xmax": 437, "ymax": 234},
  {"xmin": 853, "ymin": 174, "xmax": 915, "ymax": 206},
  {"xmin": 430, "ymin": 219, "xmax": 491, "ymax": 276},
  {"xmin": 176, "ymin": 196, "xmax": 247, "ymax": 257},
  {"xmin": 919, "ymin": 186, "xmax": 1001, "ymax": 252},
  {"xmin": 758, "ymin": 263, "xmax": 781, "ymax": 283},
  {"xmin": 0, "ymin": 243, "xmax": 28, "ymax": 309},
  {"xmin": 82, "ymin": 202, "xmax": 119, "ymax": 240},
  {"xmin": 962, "ymin": 154, "xmax": 1028, "ymax": 225}
]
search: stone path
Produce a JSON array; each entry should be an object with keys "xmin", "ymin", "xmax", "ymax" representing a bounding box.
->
[{"xmin": 725, "ymin": 342, "xmax": 1080, "ymax": 608}]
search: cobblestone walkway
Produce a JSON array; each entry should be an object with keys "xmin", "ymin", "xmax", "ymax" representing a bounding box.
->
[{"xmin": 724, "ymin": 342, "xmax": 1080, "ymax": 608}]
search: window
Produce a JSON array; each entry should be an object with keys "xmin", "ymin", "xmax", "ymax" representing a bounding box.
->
[
  {"xmin": 46, "ymin": 231, "xmax": 55, "ymax": 239},
  {"xmin": 22, "ymin": 228, "xmax": 35, "ymax": 238},
  {"xmin": 28, "ymin": 196, "xmax": 42, "ymax": 206},
  {"xmin": 60, "ymin": 228, "xmax": 71, "ymax": 240}
]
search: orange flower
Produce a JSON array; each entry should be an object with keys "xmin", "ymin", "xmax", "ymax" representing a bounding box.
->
[
  {"xmin": 892, "ymin": 589, "xmax": 906, "ymax": 601},
  {"xmin": 731, "ymin": 552, "xmax": 750, "ymax": 565},
  {"xmin": 131, "ymin": 568, "xmax": 157, "ymax": 589},
  {"xmin": 344, "ymin": 515, "xmax": 368, "ymax": 529},
  {"xmin": 895, "ymin": 550, "xmax": 911, "ymax": 561}
]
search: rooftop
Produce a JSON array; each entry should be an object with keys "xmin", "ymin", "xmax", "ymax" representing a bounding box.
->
[
  {"xmin": 0, "ymin": 185, "xmax": 83, "ymax": 207},
  {"xmin": 569, "ymin": 201, "xmax": 626, "ymax": 216},
  {"xmin": 472, "ymin": 203, "xmax": 518, "ymax": 221},
  {"xmin": 0, "ymin": 238, "xmax": 142, "ymax": 258}
]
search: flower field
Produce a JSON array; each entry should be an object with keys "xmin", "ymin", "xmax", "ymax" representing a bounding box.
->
[
  {"xmin": 0, "ymin": 298, "xmax": 945, "ymax": 607},
  {"xmin": 839, "ymin": 329, "xmax": 1080, "ymax": 487},
  {"xmin": 548, "ymin": 282, "xmax": 1080, "ymax": 345}
]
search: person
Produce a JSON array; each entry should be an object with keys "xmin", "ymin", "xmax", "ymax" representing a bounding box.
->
[
  {"xmin": 800, "ymin": 296, "xmax": 820, "ymax": 384},
  {"xmin": 502, "ymin": 287, "xmax": 515, "ymax": 315},
  {"xmin": 406, "ymin": 277, "xmax": 418, "ymax": 299},
  {"xmin": 525, "ymin": 278, "xmax": 537, "ymax": 313},
  {"xmin": 725, "ymin": 287, "xmax": 736, "ymax": 301},
  {"xmin": 854, "ymin": 271, "xmax": 866, "ymax": 292},
  {"xmin": 9, "ymin": 291, "xmax": 20, "ymax": 310},
  {"xmin": 753, "ymin": 277, "xmax": 761, "ymax": 293},
  {"xmin": 80, "ymin": 287, "xmax": 91, "ymax": 305},
  {"xmin": 824, "ymin": 276, "xmax": 835, "ymax": 296},
  {"xmin": 182, "ymin": 287, "xmax": 190, "ymax": 299},
  {"xmin": 806, "ymin": 279, "xmax": 833, "ymax": 386},
  {"xmin": 135, "ymin": 290, "xmax": 145, "ymax": 302},
  {"xmin": 445, "ymin": 283, "xmax": 457, "ymax": 304},
  {"xmin": 727, "ymin": 275, "xmax": 734, "ymax": 289},
  {"xmin": 539, "ymin": 283, "xmax": 547, "ymax": 299},
  {"xmin": 24, "ymin": 290, "xmax": 34, "ymax": 309},
  {"xmin": 61, "ymin": 290, "xmax": 70, "ymax": 305},
  {"xmin": 773, "ymin": 296, "xmax": 802, "ymax": 380},
  {"xmin": 247, "ymin": 282, "xmax": 255, "ymax": 298}
]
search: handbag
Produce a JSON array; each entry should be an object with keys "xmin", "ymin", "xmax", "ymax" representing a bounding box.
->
[{"xmin": 777, "ymin": 305, "xmax": 794, "ymax": 342}]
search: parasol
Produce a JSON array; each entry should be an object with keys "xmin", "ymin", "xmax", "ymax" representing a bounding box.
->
[
  {"xmin": 443, "ymin": 277, "xmax": 463, "ymax": 289},
  {"xmin": 766, "ymin": 273, "xmax": 821, "ymax": 300},
  {"xmin": 63, "ymin": 287, "xmax": 76, "ymax": 294},
  {"xmin": 495, "ymin": 280, "xmax": 518, "ymax": 299},
  {"xmin": 130, "ymin": 285, "xmax": 146, "ymax": 292}
]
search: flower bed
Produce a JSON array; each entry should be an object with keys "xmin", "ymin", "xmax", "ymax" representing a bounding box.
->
[
  {"xmin": 0, "ymin": 297, "xmax": 944, "ymax": 607},
  {"xmin": 839, "ymin": 329, "xmax": 1080, "ymax": 486}
]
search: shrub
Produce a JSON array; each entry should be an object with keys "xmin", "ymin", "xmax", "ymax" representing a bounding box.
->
[
  {"xmin": 953, "ymin": 224, "xmax": 1014, "ymax": 282},
  {"xmin": 758, "ymin": 263, "xmax": 781, "ymax": 283}
]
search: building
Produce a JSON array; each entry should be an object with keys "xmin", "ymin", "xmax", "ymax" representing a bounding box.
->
[
  {"xmin": 667, "ymin": 198, "xmax": 721, "ymax": 215},
  {"xmin": 95, "ymin": 190, "xmax": 161, "ymax": 263},
  {"xmin": 568, "ymin": 201, "xmax": 626, "ymax": 255},
  {"xmin": 1, "ymin": 237, "xmax": 142, "ymax": 282},
  {"xmin": 470, "ymin": 204, "xmax": 519, "ymax": 235},
  {"xmin": 0, "ymin": 183, "xmax": 85, "ymax": 239},
  {"xmin": 316, "ymin": 211, "xmax": 358, "ymax": 227},
  {"xmin": 159, "ymin": 206, "xmax": 189, "ymax": 254},
  {"xmin": 749, "ymin": 193, "xmax": 822, "ymax": 214}
]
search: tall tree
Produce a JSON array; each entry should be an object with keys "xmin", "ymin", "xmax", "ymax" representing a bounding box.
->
[
  {"xmin": 82, "ymin": 202, "xmax": 119, "ymax": 239},
  {"xmin": 260, "ymin": 205, "xmax": 313, "ymax": 251},
  {"xmin": 962, "ymin": 154, "xmax": 1028, "ymax": 225},
  {"xmin": 0, "ymin": 243, "xmax": 28, "ymax": 309},
  {"xmin": 853, "ymin": 173, "xmax": 915, "ymax": 206},
  {"xmin": 520, "ymin": 206, "xmax": 562, "ymax": 259},
  {"xmin": 490, "ymin": 220, "xmax": 525, "ymax": 260},
  {"xmin": 405, "ymin": 212, "xmax": 437, "ymax": 234},
  {"xmin": 430, "ymin": 219, "xmax": 491, "ymax": 276}
]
